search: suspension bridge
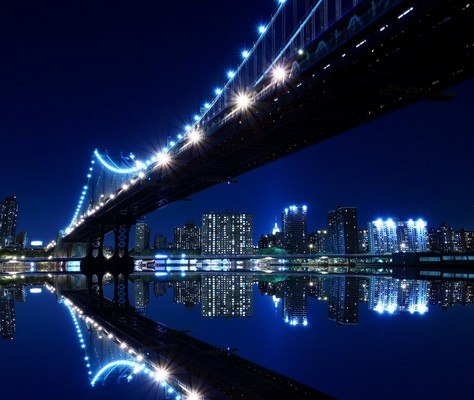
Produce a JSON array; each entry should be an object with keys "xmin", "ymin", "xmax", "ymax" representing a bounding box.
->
[{"xmin": 52, "ymin": 0, "xmax": 473, "ymax": 292}]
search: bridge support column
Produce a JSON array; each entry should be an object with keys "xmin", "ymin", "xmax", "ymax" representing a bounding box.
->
[
  {"xmin": 110, "ymin": 222, "xmax": 134, "ymax": 308},
  {"xmin": 81, "ymin": 225, "xmax": 106, "ymax": 301}
]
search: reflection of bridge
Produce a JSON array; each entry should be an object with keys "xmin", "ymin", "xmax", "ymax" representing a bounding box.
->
[
  {"xmin": 61, "ymin": 289, "xmax": 332, "ymax": 400},
  {"xmin": 52, "ymin": 0, "xmax": 473, "ymax": 281}
]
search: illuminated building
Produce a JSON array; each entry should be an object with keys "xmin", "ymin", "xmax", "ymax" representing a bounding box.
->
[
  {"xmin": 428, "ymin": 223, "xmax": 463, "ymax": 252},
  {"xmin": 282, "ymin": 276, "xmax": 309, "ymax": 326},
  {"xmin": 201, "ymin": 212, "xmax": 253, "ymax": 255},
  {"xmin": 368, "ymin": 218, "xmax": 428, "ymax": 254},
  {"xmin": 201, "ymin": 274, "xmax": 253, "ymax": 317},
  {"xmin": 308, "ymin": 230, "xmax": 328, "ymax": 253},
  {"xmin": 358, "ymin": 229, "xmax": 369, "ymax": 253},
  {"xmin": 282, "ymin": 205, "xmax": 308, "ymax": 254},
  {"xmin": 174, "ymin": 221, "xmax": 201, "ymax": 251},
  {"xmin": 134, "ymin": 220, "xmax": 150, "ymax": 254},
  {"xmin": 153, "ymin": 233, "xmax": 168, "ymax": 250},
  {"xmin": 327, "ymin": 206, "xmax": 358, "ymax": 254},
  {"xmin": 0, "ymin": 195, "xmax": 19, "ymax": 246}
]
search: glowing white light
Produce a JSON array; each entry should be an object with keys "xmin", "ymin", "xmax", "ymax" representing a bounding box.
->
[
  {"xmin": 193, "ymin": 114, "xmax": 200, "ymax": 122},
  {"xmin": 227, "ymin": 70, "xmax": 236, "ymax": 79},
  {"xmin": 258, "ymin": 25, "xmax": 267, "ymax": 34},
  {"xmin": 235, "ymin": 92, "xmax": 252, "ymax": 110},
  {"xmin": 203, "ymin": 102, "xmax": 211, "ymax": 109},
  {"xmin": 156, "ymin": 152, "xmax": 171, "ymax": 166},
  {"xmin": 186, "ymin": 391, "xmax": 201, "ymax": 400},
  {"xmin": 138, "ymin": 172, "xmax": 145, "ymax": 178},
  {"xmin": 121, "ymin": 184, "xmax": 129, "ymax": 191},
  {"xmin": 214, "ymin": 87, "xmax": 222, "ymax": 96},
  {"xmin": 187, "ymin": 129, "xmax": 202, "ymax": 144},
  {"xmin": 154, "ymin": 368, "xmax": 169, "ymax": 382},
  {"xmin": 298, "ymin": 49, "xmax": 304, "ymax": 55},
  {"xmin": 184, "ymin": 124, "xmax": 192, "ymax": 132},
  {"xmin": 272, "ymin": 65, "xmax": 287, "ymax": 83},
  {"xmin": 241, "ymin": 49, "xmax": 250, "ymax": 59}
]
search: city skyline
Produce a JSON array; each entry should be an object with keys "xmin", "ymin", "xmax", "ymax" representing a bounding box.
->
[{"xmin": 0, "ymin": 1, "xmax": 472, "ymax": 243}]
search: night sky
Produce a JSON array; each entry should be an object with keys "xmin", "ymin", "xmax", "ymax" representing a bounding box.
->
[{"xmin": 1, "ymin": 1, "xmax": 473, "ymax": 243}]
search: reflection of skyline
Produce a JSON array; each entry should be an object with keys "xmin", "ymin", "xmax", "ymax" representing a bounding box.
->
[
  {"xmin": 283, "ymin": 276, "xmax": 308, "ymax": 326},
  {"xmin": 328, "ymin": 277, "xmax": 360, "ymax": 325},
  {"xmin": 0, "ymin": 288, "xmax": 16, "ymax": 340}
]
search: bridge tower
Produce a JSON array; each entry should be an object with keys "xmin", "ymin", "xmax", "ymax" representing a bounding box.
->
[{"xmin": 80, "ymin": 220, "xmax": 135, "ymax": 308}]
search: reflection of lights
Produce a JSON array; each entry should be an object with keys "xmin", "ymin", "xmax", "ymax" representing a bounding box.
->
[
  {"xmin": 154, "ymin": 368, "xmax": 169, "ymax": 382},
  {"xmin": 241, "ymin": 49, "xmax": 250, "ymax": 59},
  {"xmin": 156, "ymin": 152, "xmax": 171, "ymax": 166},
  {"xmin": 214, "ymin": 87, "xmax": 222, "ymax": 96},
  {"xmin": 186, "ymin": 391, "xmax": 202, "ymax": 400},
  {"xmin": 227, "ymin": 70, "xmax": 236, "ymax": 79},
  {"xmin": 258, "ymin": 24, "xmax": 267, "ymax": 34}
]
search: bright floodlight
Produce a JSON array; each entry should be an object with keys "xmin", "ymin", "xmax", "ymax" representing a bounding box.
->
[
  {"xmin": 156, "ymin": 152, "xmax": 171, "ymax": 166},
  {"xmin": 272, "ymin": 65, "xmax": 287, "ymax": 83},
  {"xmin": 186, "ymin": 391, "xmax": 201, "ymax": 400},
  {"xmin": 298, "ymin": 48, "xmax": 304, "ymax": 55},
  {"xmin": 235, "ymin": 92, "xmax": 252, "ymax": 110},
  {"xmin": 241, "ymin": 49, "xmax": 250, "ymax": 59},
  {"xmin": 258, "ymin": 25, "xmax": 267, "ymax": 34},
  {"xmin": 188, "ymin": 129, "xmax": 202, "ymax": 144}
]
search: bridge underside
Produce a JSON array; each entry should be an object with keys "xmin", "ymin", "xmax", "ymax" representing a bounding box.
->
[{"xmin": 66, "ymin": 0, "xmax": 474, "ymax": 242}]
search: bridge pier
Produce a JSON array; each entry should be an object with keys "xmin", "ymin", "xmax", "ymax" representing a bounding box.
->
[{"xmin": 80, "ymin": 221, "xmax": 134, "ymax": 308}]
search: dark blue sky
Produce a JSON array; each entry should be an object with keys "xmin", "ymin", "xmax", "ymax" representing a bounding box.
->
[{"xmin": 0, "ymin": 0, "xmax": 473, "ymax": 243}]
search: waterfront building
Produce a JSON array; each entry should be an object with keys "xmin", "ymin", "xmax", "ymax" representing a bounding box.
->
[
  {"xmin": 368, "ymin": 218, "xmax": 428, "ymax": 254},
  {"xmin": 282, "ymin": 205, "xmax": 308, "ymax": 254},
  {"xmin": 15, "ymin": 232, "xmax": 28, "ymax": 250},
  {"xmin": 174, "ymin": 221, "xmax": 201, "ymax": 252},
  {"xmin": 153, "ymin": 234, "xmax": 168, "ymax": 250},
  {"xmin": 0, "ymin": 195, "xmax": 19, "ymax": 247},
  {"xmin": 201, "ymin": 274, "xmax": 253, "ymax": 317},
  {"xmin": 358, "ymin": 229, "xmax": 369, "ymax": 253},
  {"xmin": 428, "ymin": 223, "xmax": 463, "ymax": 253},
  {"xmin": 327, "ymin": 206, "xmax": 358, "ymax": 254},
  {"xmin": 460, "ymin": 229, "xmax": 474, "ymax": 252},
  {"xmin": 134, "ymin": 220, "xmax": 150, "ymax": 253},
  {"xmin": 201, "ymin": 212, "xmax": 253, "ymax": 255},
  {"xmin": 308, "ymin": 230, "xmax": 328, "ymax": 253}
]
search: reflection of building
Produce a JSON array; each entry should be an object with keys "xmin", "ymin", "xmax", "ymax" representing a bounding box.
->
[
  {"xmin": 201, "ymin": 275, "xmax": 253, "ymax": 317},
  {"xmin": 0, "ymin": 195, "xmax": 19, "ymax": 246},
  {"xmin": 358, "ymin": 230, "xmax": 369, "ymax": 254},
  {"xmin": 328, "ymin": 206, "xmax": 358, "ymax": 254},
  {"xmin": 174, "ymin": 221, "xmax": 201, "ymax": 252},
  {"xmin": 135, "ymin": 220, "xmax": 150, "ymax": 253},
  {"xmin": 328, "ymin": 277, "xmax": 359, "ymax": 325},
  {"xmin": 308, "ymin": 277, "xmax": 327, "ymax": 300},
  {"xmin": 201, "ymin": 213, "xmax": 253, "ymax": 255},
  {"xmin": 133, "ymin": 279, "xmax": 150, "ymax": 309},
  {"xmin": 0, "ymin": 289, "xmax": 15, "ymax": 340},
  {"xmin": 283, "ymin": 276, "xmax": 309, "ymax": 326},
  {"xmin": 173, "ymin": 279, "xmax": 201, "ymax": 307},
  {"xmin": 153, "ymin": 282, "xmax": 167, "ymax": 297},
  {"xmin": 15, "ymin": 232, "xmax": 28, "ymax": 250},
  {"xmin": 429, "ymin": 281, "xmax": 474, "ymax": 309},
  {"xmin": 368, "ymin": 218, "xmax": 428, "ymax": 254},
  {"xmin": 369, "ymin": 277, "xmax": 429, "ymax": 315},
  {"xmin": 282, "ymin": 205, "xmax": 308, "ymax": 254}
]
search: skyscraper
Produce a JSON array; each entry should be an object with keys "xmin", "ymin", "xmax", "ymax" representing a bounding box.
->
[
  {"xmin": 153, "ymin": 234, "xmax": 168, "ymax": 250},
  {"xmin": 0, "ymin": 196, "xmax": 19, "ymax": 246},
  {"xmin": 428, "ymin": 223, "xmax": 463, "ymax": 252},
  {"xmin": 368, "ymin": 218, "xmax": 428, "ymax": 254},
  {"xmin": 282, "ymin": 205, "xmax": 308, "ymax": 254},
  {"xmin": 327, "ymin": 277, "xmax": 360, "ymax": 325},
  {"xmin": 201, "ymin": 212, "xmax": 253, "ymax": 255},
  {"xmin": 327, "ymin": 206, "xmax": 358, "ymax": 254},
  {"xmin": 308, "ymin": 230, "xmax": 328, "ymax": 253},
  {"xmin": 134, "ymin": 220, "xmax": 150, "ymax": 253},
  {"xmin": 0, "ymin": 289, "xmax": 15, "ymax": 340},
  {"xmin": 283, "ymin": 276, "xmax": 309, "ymax": 326},
  {"xmin": 133, "ymin": 279, "xmax": 150, "ymax": 309},
  {"xmin": 174, "ymin": 221, "xmax": 201, "ymax": 252}
]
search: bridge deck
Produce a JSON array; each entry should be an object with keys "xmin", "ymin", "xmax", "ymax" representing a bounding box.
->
[{"xmin": 66, "ymin": 291, "xmax": 333, "ymax": 400}]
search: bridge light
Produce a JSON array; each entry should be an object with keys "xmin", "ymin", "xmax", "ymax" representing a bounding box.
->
[
  {"xmin": 138, "ymin": 172, "xmax": 145, "ymax": 179},
  {"xmin": 272, "ymin": 65, "xmax": 287, "ymax": 83},
  {"xmin": 241, "ymin": 49, "xmax": 250, "ymax": 59},
  {"xmin": 154, "ymin": 367, "xmax": 169, "ymax": 382},
  {"xmin": 186, "ymin": 391, "xmax": 202, "ymax": 400},
  {"xmin": 187, "ymin": 129, "xmax": 202, "ymax": 144},
  {"xmin": 298, "ymin": 49, "xmax": 304, "ymax": 56},
  {"xmin": 193, "ymin": 114, "xmax": 200, "ymax": 122},
  {"xmin": 156, "ymin": 152, "xmax": 171, "ymax": 166},
  {"xmin": 214, "ymin": 87, "xmax": 222, "ymax": 96},
  {"xmin": 121, "ymin": 184, "xmax": 129, "ymax": 191},
  {"xmin": 258, "ymin": 24, "xmax": 267, "ymax": 34},
  {"xmin": 227, "ymin": 70, "xmax": 236, "ymax": 79},
  {"xmin": 235, "ymin": 92, "xmax": 252, "ymax": 110},
  {"xmin": 203, "ymin": 102, "xmax": 211, "ymax": 109}
]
